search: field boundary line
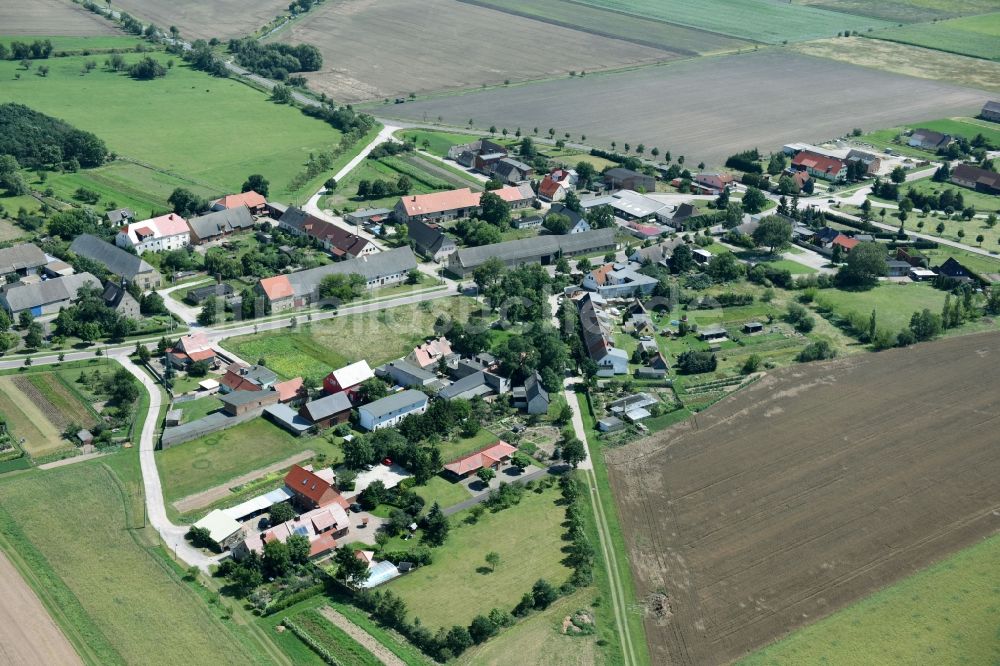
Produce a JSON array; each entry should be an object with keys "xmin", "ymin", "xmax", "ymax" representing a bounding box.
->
[{"xmin": 318, "ymin": 606, "xmax": 407, "ymax": 666}]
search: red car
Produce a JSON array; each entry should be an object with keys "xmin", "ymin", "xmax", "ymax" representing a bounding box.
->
[{"xmin": 382, "ymin": 457, "xmax": 392, "ymax": 466}]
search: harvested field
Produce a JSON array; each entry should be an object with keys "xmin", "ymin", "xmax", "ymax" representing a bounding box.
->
[
  {"xmin": 380, "ymin": 50, "xmax": 990, "ymax": 166},
  {"xmin": 794, "ymin": 37, "xmax": 1000, "ymax": 93},
  {"xmin": 606, "ymin": 331, "xmax": 1000, "ymax": 665},
  {"xmin": 0, "ymin": 549, "xmax": 81, "ymax": 666},
  {"xmin": 110, "ymin": 0, "xmax": 290, "ymax": 41},
  {"xmin": 0, "ymin": 0, "xmax": 118, "ymax": 36},
  {"xmin": 268, "ymin": 0, "xmax": 673, "ymax": 103}
]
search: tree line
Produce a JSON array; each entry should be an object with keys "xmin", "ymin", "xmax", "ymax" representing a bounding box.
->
[{"xmin": 0, "ymin": 103, "xmax": 108, "ymax": 173}]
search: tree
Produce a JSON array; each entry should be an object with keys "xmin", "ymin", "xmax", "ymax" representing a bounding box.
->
[
  {"xmin": 197, "ymin": 298, "xmax": 218, "ymax": 325},
  {"xmin": 319, "ymin": 273, "xmax": 365, "ymax": 302},
  {"xmin": 476, "ymin": 467, "xmax": 496, "ymax": 485},
  {"xmin": 241, "ymin": 174, "xmax": 269, "ymax": 197},
  {"xmin": 741, "ymin": 186, "xmax": 767, "ymax": 214},
  {"xmin": 560, "ymin": 436, "xmax": 586, "ymax": 468},
  {"xmin": 706, "ymin": 252, "xmax": 745, "ymax": 282},
  {"xmin": 532, "ymin": 579, "xmax": 558, "ymax": 609},
  {"xmin": 752, "ymin": 216, "xmax": 793, "ymax": 253},
  {"xmin": 286, "ymin": 533, "xmax": 310, "ymax": 564},
  {"xmin": 262, "ymin": 539, "xmax": 291, "ymax": 577},
  {"xmin": 574, "ymin": 161, "xmax": 597, "ymax": 188},
  {"xmin": 105, "ymin": 367, "xmax": 140, "ymax": 404},
  {"xmin": 359, "ymin": 479, "xmax": 388, "ymax": 509},
  {"xmin": 332, "ymin": 546, "xmax": 370, "ymax": 587},
  {"xmin": 469, "ymin": 615, "xmax": 497, "ymax": 644},
  {"xmin": 269, "ymin": 502, "xmax": 295, "ymax": 525},
  {"xmin": 168, "ymin": 188, "xmax": 207, "ymax": 217},
  {"xmin": 478, "ymin": 191, "xmax": 511, "ymax": 228},
  {"xmin": 837, "ymin": 242, "xmax": 888, "ymax": 288},
  {"xmin": 676, "ymin": 350, "xmax": 717, "ymax": 374},
  {"xmin": 669, "ymin": 244, "xmax": 694, "ymax": 274},
  {"xmin": 270, "ymin": 84, "xmax": 292, "ymax": 103},
  {"xmin": 543, "ymin": 212, "xmax": 570, "ymax": 235},
  {"xmin": 422, "ymin": 502, "xmax": 449, "ymax": 547},
  {"xmin": 586, "ymin": 204, "xmax": 614, "ymax": 229},
  {"xmin": 24, "ymin": 322, "xmax": 42, "ymax": 348},
  {"xmin": 766, "ymin": 152, "xmax": 787, "ymax": 176},
  {"xmin": 890, "ymin": 165, "xmax": 906, "ymax": 184},
  {"xmin": 511, "ymin": 452, "xmax": 532, "ymax": 471},
  {"xmin": 485, "ymin": 551, "xmax": 500, "ymax": 572},
  {"xmin": 445, "ymin": 626, "xmax": 473, "ymax": 656},
  {"xmin": 356, "ymin": 378, "xmax": 389, "ymax": 404},
  {"xmin": 128, "ymin": 56, "xmax": 166, "ymax": 79},
  {"xmin": 343, "ymin": 435, "xmax": 376, "ymax": 469},
  {"xmin": 909, "ymin": 308, "xmax": 941, "ymax": 341},
  {"xmin": 472, "ymin": 257, "xmax": 505, "ymax": 291}
]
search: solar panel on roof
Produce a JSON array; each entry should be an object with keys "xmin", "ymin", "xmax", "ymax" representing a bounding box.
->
[{"xmin": 294, "ymin": 526, "xmax": 310, "ymax": 536}]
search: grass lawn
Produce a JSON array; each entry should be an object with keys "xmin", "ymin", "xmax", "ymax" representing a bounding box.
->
[
  {"xmin": 901, "ymin": 178, "xmax": 1000, "ymax": 214},
  {"xmin": 0, "ymin": 52, "xmax": 349, "ymax": 204},
  {"xmin": 914, "ymin": 117, "xmax": 1000, "ymax": 146},
  {"xmin": 813, "ymin": 282, "xmax": 949, "ymax": 333},
  {"xmin": 741, "ymin": 533, "xmax": 1000, "ymax": 665},
  {"xmin": 175, "ymin": 395, "xmax": 224, "ymax": 423},
  {"xmin": 395, "ymin": 129, "xmax": 482, "ymax": 158},
  {"xmin": 386, "ymin": 484, "xmax": 572, "ymax": 630},
  {"xmin": 763, "ymin": 258, "xmax": 817, "ymax": 274},
  {"xmin": 222, "ymin": 296, "xmax": 479, "ymax": 385},
  {"xmin": 870, "ymin": 12, "xmax": 1000, "ymax": 60},
  {"xmin": 0, "ymin": 216, "xmax": 29, "ymax": 243},
  {"xmin": 414, "ymin": 475, "xmax": 471, "ymax": 509},
  {"xmin": 464, "ymin": 588, "xmax": 601, "ymax": 666},
  {"xmin": 437, "ymin": 428, "xmax": 500, "ymax": 463},
  {"xmin": 0, "ymin": 458, "xmax": 264, "ymax": 664},
  {"xmin": 917, "ymin": 243, "xmax": 1000, "ymax": 276},
  {"xmin": 156, "ymin": 417, "xmax": 341, "ymax": 503},
  {"xmin": 325, "ymin": 156, "xmax": 440, "ymax": 212}
]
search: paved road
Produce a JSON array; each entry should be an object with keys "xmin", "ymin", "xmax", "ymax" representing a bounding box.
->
[
  {"xmin": 562, "ymin": 378, "xmax": 593, "ymax": 471},
  {"xmin": 158, "ymin": 279, "xmax": 211, "ymax": 327}
]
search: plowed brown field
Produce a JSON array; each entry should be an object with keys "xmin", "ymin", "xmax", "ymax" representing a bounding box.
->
[{"xmin": 607, "ymin": 332, "xmax": 1000, "ymax": 665}]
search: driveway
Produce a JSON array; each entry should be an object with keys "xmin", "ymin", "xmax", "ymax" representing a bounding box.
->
[
  {"xmin": 341, "ymin": 463, "xmax": 412, "ymax": 501},
  {"xmin": 157, "ymin": 278, "xmax": 211, "ymax": 327},
  {"xmin": 441, "ymin": 464, "xmax": 550, "ymax": 516}
]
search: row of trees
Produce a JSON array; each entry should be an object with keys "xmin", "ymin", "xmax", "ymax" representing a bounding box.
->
[
  {"xmin": 228, "ymin": 38, "xmax": 322, "ymax": 80},
  {"xmin": 0, "ymin": 40, "xmax": 53, "ymax": 61}
]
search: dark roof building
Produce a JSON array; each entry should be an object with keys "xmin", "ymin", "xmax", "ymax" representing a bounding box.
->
[
  {"xmin": 185, "ymin": 283, "xmax": 235, "ymax": 305},
  {"xmin": 69, "ymin": 234, "xmax": 161, "ymax": 290},
  {"xmin": 300, "ymin": 391, "xmax": 353, "ymax": 427},
  {"xmin": 950, "ymin": 163, "xmax": 1000, "ymax": 195},
  {"xmin": 512, "ymin": 371, "xmax": 549, "ymax": 415},
  {"xmin": 101, "ymin": 281, "xmax": 140, "ymax": 318},
  {"xmin": 908, "ymin": 128, "xmax": 952, "ymax": 150},
  {"xmin": 603, "ymin": 168, "xmax": 655, "ymax": 192},
  {"xmin": 439, "ymin": 371, "xmax": 509, "ymax": 401},
  {"xmin": 407, "ymin": 219, "xmax": 457, "ymax": 262},
  {"xmin": 448, "ymin": 228, "xmax": 616, "ymax": 277},
  {"xmin": 106, "ymin": 208, "xmax": 135, "ymax": 225},
  {"xmin": 981, "ymin": 100, "xmax": 1000, "ymax": 123},
  {"xmin": 188, "ymin": 207, "xmax": 255, "ymax": 244},
  {"xmin": 0, "ymin": 243, "xmax": 46, "ymax": 276}
]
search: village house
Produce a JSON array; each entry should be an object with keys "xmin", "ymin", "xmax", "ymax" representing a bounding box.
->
[
  {"xmin": 255, "ymin": 247, "xmax": 418, "ymax": 311},
  {"xmin": 407, "ymin": 219, "xmax": 458, "ymax": 262},
  {"xmin": 629, "ymin": 238, "xmax": 685, "ymax": 267},
  {"xmin": 393, "ymin": 184, "xmax": 535, "ymax": 225},
  {"xmin": 300, "ymin": 391, "xmax": 353, "ymax": 429},
  {"xmin": 106, "ymin": 207, "xmax": 135, "ymax": 226},
  {"xmin": 582, "ymin": 263, "xmax": 658, "ymax": 299},
  {"xmin": 448, "ymin": 138, "xmax": 508, "ymax": 170},
  {"xmin": 537, "ymin": 168, "xmax": 577, "ymax": 202},
  {"xmin": 981, "ymin": 100, "xmax": 1000, "ymax": 123},
  {"xmin": 846, "ymin": 149, "xmax": 882, "ymax": 176},
  {"xmin": 908, "ymin": 128, "xmax": 953, "ymax": 151},
  {"xmin": 438, "ymin": 370, "xmax": 509, "ymax": 402},
  {"xmin": 408, "ymin": 336, "xmax": 454, "ymax": 370},
  {"xmin": 448, "ymin": 228, "xmax": 617, "ymax": 277},
  {"xmin": 220, "ymin": 362, "xmax": 278, "ymax": 392},
  {"xmin": 234, "ymin": 502, "xmax": 350, "ymax": 561},
  {"xmin": 443, "ymin": 441, "xmax": 517, "ymax": 479},
  {"xmin": 545, "ymin": 203, "xmax": 590, "ymax": 233},
  {"xmin": 166, "ymin": 332, "xmax": 217, "ymax": 369},
  {"xmin": 345, "ymin": 208, "xmax": 392, "ymax": 227},
  {"xmin": 211, "ymin": 190, "xmax": 268, "ymax": 216},
  {"xmin": 358, "ymin": 389, "xmax": 429, "ymax": 431},
  {"xmin": 490, "ymin": 157, "xmax": 533, "ymax": 184},
  {"xmin": 950, "ymin": 163, "xmax": 1000, "ymax": 195},
  {"xmin": 936, "ymin": 257, "xmax": 974, "ymax": 284},
  {"xmin": 791, "ymin": 150, "xmax": 847, "ymax": 181},
  {"xmin": 278, "ymin": 207, "xmax": 377, "ymax": 259},
  {"xmin": 116, "ymin": 213, "xmax": 191, "ymax": 253},
  {"xmin": 100, "ymin": 281, "xmax": 140, "ymax": 319},
  {"xmin": 69, "ymin": 234, "xmax": 161, "ymax": 290},
  {"xmin": 693, "ymin": 173, "xmax": 735, "ymax": 194},
  {"xmin": 0, "ymin": 272, "xmax": 99, "ymax": 317},
  {"xmin": 577, "ymin": 292, "xmax": 628, "ymax": 375},
  {"xmin": 670, "ymin": 202, "xmax": 702, "ymax": 229},
  {"xmin": 0, "ymin": 243, "xmax": 46, "ymax": 277},
  {"xmin": 323, "ymin": 359, "xmax": 375, "ymax": 399},
  {"xmin": 603, "ymin": 167, "xmax": 655, "ymax": 192},
  {"xmin": 377, "ymin": 359, "xmax": 438, "ymax": 389},
  {"xmin": 284, "ymin": 464, "xmax": 349, "ymax": 511},
  {"xmin": 187, "ymin": 206, "xmax": 256, "ymax": 244},
  {"xmin": 512, "ymin": 371, "xmax": 549, "ymax": 415}
]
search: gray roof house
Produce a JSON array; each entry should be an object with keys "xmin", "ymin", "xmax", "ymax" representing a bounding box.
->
[
  {"xmin": 106, "ymin": 208, "xmax": 135, "ymax": 225},
  {"xmin": 188, "ymin": 207, "xmax": 255, "ymax": 244},
  {"xmin": 378, "ymin": 359, "xmax": 437, "ymax": 388},
  {"xmin": 301, "ymin": 391, "xmax": 353, "ymax": 425},
  {"xmin": 438, "ymin": 370, "xmax": 509, "ymax": 401},
  {"xmin": 101, "ymin": 281, "xmax": 140, "ymax": 318},
  {"xmin": 69, "ymin": 234, "xmax": 161, "ymax": 290},
  {"xmin": 287, "ymin": 246, "xmax": 417, "ymax": 295},
  {"xmin": 0, "ymin": 272, "xmax": 99, "ymax": 316},
  {"xmin": 185, "ymin": 283, "xmax": 235, "ymax": 305},
  {"xmin": 0, "ymin": 244, "xmax": 46, "ymax": 276},
  {"xmin": 448, "ymin": 228, "xmax": 616, "ymax": 277},
  {"xmin": 490, "ymin": 157, "xmax": 533, "ymax": 184},
  {"xmin": 512, "ymin": 371, "xmax": 549, "ymax": 415},
  {"xmin": 358, "ymin": 390, "xmax": 429, "ymax": 431},
  {"xmin": 407, "ymin": 219, "xmax": 458, "ymax": 263}
]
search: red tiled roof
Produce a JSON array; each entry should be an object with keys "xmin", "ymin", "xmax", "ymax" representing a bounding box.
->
[
  {"xmin": 538, "ymin": 176, "xmax": 562, "ymax": 199},
  {"xmin": 399, "ymin": 188, "xmax": 481, "ymax": 217},
  {"xmin": 792, "ymin": 151, "xmax": 845, "ymax": 175},
  {"xmin": 832, "ymin": 234, "xmax": 859, "ymax": 250},
  {"xmin": 188, "ymin": 349, "xmax": 216, "ymax": 362},
  {"xmin": 309, "ymin": 532, "xmax": 338, "ymax": 558},
  {"xmin": 216, "ymin": 191, "xmax": 266, "ymax": 210},
  {"xmin": 259, "ymin": 275, "xmax": 294, "ymax": 300},
  {"xmin": 444, "ymin": 441, "xmax": 517, "ymax": 476},
  {"xmin": 284, "ymin": 464, "xmax": 346, "ymax": 507},
  {"xmin": 274, "ymin": 377, "xmax": 304, "ymax": 402},
  {"xmin": 589, "ymin": 263, "xmax": 615, "ymax": 286}
]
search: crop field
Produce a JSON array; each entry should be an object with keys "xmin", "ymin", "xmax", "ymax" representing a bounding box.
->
[
  {"xmin": 797, "ymin": 0, "xmax": 1000, "ymax": 23},
  {"xmin": 0, "ymin": 52, "xmax": 348, "ymax": 204},
  {"xmin": 742, "ymin": 532, "xmax": 1000, "ymax": 665},
  {"xmin": 268, "ymin": 0, "xmax": 671, "ymax": 103},
  {"xmin": 606, "ymin": 331, "xmax": 1000, "ymax": 665},
  {"xmin": 792, "ymin": 37, "xmax": 1000, "ymax": 93},
  {"xmin": 0, "ymin": 376, "xmax": 67, "ymax": 457},
  {"xmin": 18, "ymin": 373, "xmax": 97, "ymax": 431},
  {"xmin": 571, "ymin": 0, "xmax": 894, "ymax": 43},
  {"xmin": 110, "ymin": 0, "xmax": 290, "ymax": 41},
  {"xmin": 870, "ymin": 12, "xmax": 1000, "ymax": 61},
  {"xmin": 223, "ymin": 296, "xmax": 479, "ymax": 384},
  {"xmin": 382, "ymin": 50, "xmax": 988, "ymax": 166},
  {"xmin": 0, "ymin": 0, "xmax": 118, "ymax": 36},
  {"xmin": 387, "ymin": 484, "xmax": 571, "ymax": 630},
  {"xmin": 0, "ymin": 461, "xmax": 259, "ymax": 664},
  {"xmin": 157, "ymin": 417, "xmax": 340, "ymax": 503},
  {"xmin": 460, "ymin": 0, "xmax": 750, "ymax": 55}
]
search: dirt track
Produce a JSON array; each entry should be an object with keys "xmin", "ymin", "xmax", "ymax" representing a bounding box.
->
[
  {"xmin": 607, "ymin": 332, "xmax": 1000, "ymax": 665},
  {"xmin": 0, "ymin": 550, "xmax": 81, "ymax": 666}
]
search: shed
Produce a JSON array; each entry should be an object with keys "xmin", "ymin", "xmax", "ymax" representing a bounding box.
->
[
  {"xmin": 743, "ymin": 322, "xmax": 764, "ymax": 334},
  {"xmin": 165, "ymin": 409, "xmax": 183, "ymax": 427},
  {"xmin": 192, "ymin": 509, "xmax": 245, "ymax": 550},
  {"xmin": 76, "ymin": 429, "xmax": 94, "ymax": 445},
  {"xmin": 598, "ymin": 416, "xmax": 625, "ymax": 432}
]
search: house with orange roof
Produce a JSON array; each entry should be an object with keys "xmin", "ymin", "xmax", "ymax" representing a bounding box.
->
[
  {"xmin": 220, "ymin": 362, "xmax": 278, "ymax": 393},
  {"xmin": 284, "ymin": 464, "xmax": 350, "ymax": 511},
  {"xmin": 279, "ymin": 207, "xmax": 376, "ymax": 259},
  {"xmin": 407, "ymin": 336, "xmax": 454, "ymax": 370},
  {"xmin": 393, "ymin": 185, "xmax": 535, "ymax": 224},
  {"xmin": 791, "ymin": 150, "xmax": 847, "ymax": 181},
  {"xmin": 211, "ymin": 190, "xmax": 267, "ymax": 215},
  {"xmin": 831, "ymin": 234, "xmax": 859, "ymax": 253},
  {"xmin": 443, "ymin": 441, "xmax": 518, "ymax": 479},
  {"xmin": 166, "ymin": 332, "xmax": 217, "ymax": 369},
  {"xmin": 255, "ymin": 274, "xmax": 297, "ymax": 312},
  {"xmin": 538, "ymin": 168, "xmax": 577, "ymax": 202},
  {"xmin": 116, "ymin": 213, "xmax": 191, "ymax": 253},
  {"xmin": 274, "ymin": 377, "xmax": 306, "ymax": 405},
  {"xmin": 232, "ymin": 502, "xmax": 350, "ymax": 561}
]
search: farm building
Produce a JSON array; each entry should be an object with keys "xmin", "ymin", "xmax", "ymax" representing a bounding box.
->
[
  {"xmin": 193, "ymin": 510, "xmax": 245, "ymax": 551},
  {"xmin": 279, "ymin": 207, "xmax": 377, "ymax": 258},
  {"xmin": 791, "ymin": 150, "xmax": 847, "ymax": 181},
  {"xmin": 116, "ymin": 213, "xmax": 190, "ymax": 253},
  {"xmin": 377, "ymin": 359, "xmax": 438, "ymax": 388},
  {"xmin": 211, "ymin": 190, "xmax": 268, "ymax": 215},
  {"xmin": 447, "ymin": 228, "xmax": 616, "ymax": 277},
  {"xmin": 513, "ymin": 215, "xmax": 543, "ymax": 229},
  {"xmin": 0, "ymin": 272, "xmax": 99, "ymax": 317},
  {"xmin": 981, "ymin": 101, "xmax": 1000, "ymax": 123},
  {"xmin": 407, "ymin": 219, "xmax": 457, "ymax": 262},
  {"xmin": 187, "ymin": 207, "xmax": 256, "ymax": 244},
  {"xmin": 909, "ymin": 267, "xmax": 937, "ymax": 281},
  {"xmin": 443, "ymin": 441, "xmax": 517, "ymax": 479},
  {"xmin": 908, "ymin": 128, "xmax": 953, "ymax": 151},
  {"xmin": 743, "ymin": 322, "xmax": 764, "ymax": 334},
  {"xmin": 581, "ymin": 190, "xmax": 671, "ymax": 224},
  {"xmin": 300, "ymin": 391, "xmax": 353, "ymax": 429},
  {"xmin": 692, "ymin": 248, "xmax": 714, "ymax": 264},
  {"xmin": 0, "ymin": 243, "xmax": 46, "ymax": 277},
  {"xmin": 358, "ymin": 390, "xmax": 429, "ymax": 431},
  {"xmin": 698, "ymin": 325, "xmax": 729, "ymax": 342},
  {"xmin": 950, "ymin": 164, "xmax": 1000, "ymax": 195},
  {"xmin": 220, "ymin": 362, "xmax": 277, "ymax": 392},
  {"xmin": 185, "ymin": 283, "xmax": 235, "ymax": 305},
  {"xmin": 255, "ymin": 247, "xmax": 418, "ymax": 311},
  {"xmin": 264, "ymin": 404, "xmax": 314, "ymax": 436},
  {"xmin": 323, "ymin": 360, "xmax": 375, "ymax": 398},
  {"xmin": 598, "ymin": 416, "xmax": 625, "ymax": 433},
  {"xmin": 447, "ymin": 138, "xmax": 508, "ymax": 170},
  {"xmin": 603, "ymin": 168, "xmax": 655, "ymax": 192},
  {"xmin": 577, "ymin": 293, "xmax": 628, "ymax": 375},
  {"xmin": 220, "ymin": 390, "xmax": 279, "ymax": 417},
  {"xmin": 489, "ymin": 157, "xmax": 533, "ymax": 184},
  {"xmin": 512, "ymin": 371, "xmax": 549, "ymax": 415},
  {"xmin": 887, "ymin": 260, "xmax": 912, "ymax": 277},
  {"xmin": 439, "ymin": 370, "xmax": 509, "ymax": 402},
  {"xmin": 69, "ymin": 234, "xmax": 161, "ymax": 290},
  {"xmin": 392, "ymin": 185, "xmax": 534, "ymax": 224},
  {"xmin": 345, "ymin": 208, "xmax": 392, "ymax": 226},
  {"xmin": 582, "ymin": 263, "xmax": 658, "ymax": 299}
]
